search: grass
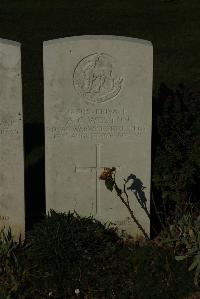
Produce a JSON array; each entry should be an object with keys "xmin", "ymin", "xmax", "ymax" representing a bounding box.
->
[{"xmin": 0, "ymin": 211, "xmax": 199, "ymax": 299}]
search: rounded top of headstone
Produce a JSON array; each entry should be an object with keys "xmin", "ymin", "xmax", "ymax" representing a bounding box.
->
[
  {"xmin": 43, "ymin": 35, "xmax": 153, "ymax": 47},
  {"xmin": 0, "ymin": 39, "xmax": 21, "ymax": 68},
  {"xmin": 0, "ymin": 38, "xmax": 20, "ymax": 47}
]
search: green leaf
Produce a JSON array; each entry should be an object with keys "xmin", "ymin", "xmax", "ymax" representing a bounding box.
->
[
  {"xmin": 105, "ymin": 177, "xmax": 115, "ymax": 192},
  {"xmin": 188, "ymin": 255, "xmax": 200, "ymax": 272},
  {"xmin": 187, "ymin": 247, "xmax": 198, "ymax": 256},
  {"xmin": 161, "ymin": 238, "xmax": 179, "ymax": 244},
  {"xmin": 189, "ymin": 259, "xmax": 199, "ymax": 272},
  {"xmin": 175, "ymin": 255, "xmax": 187, "ymax": 261},
  {"xmin": 194, "ymin": 264, "xmax": 200, "ymax": 286}
]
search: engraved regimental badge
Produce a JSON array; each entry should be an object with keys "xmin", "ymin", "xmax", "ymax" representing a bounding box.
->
[{"xmin": 73, "ymin": 53, "xmax": 124, "ymax": 103}]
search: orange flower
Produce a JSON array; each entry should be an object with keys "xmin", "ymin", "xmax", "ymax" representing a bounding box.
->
[{"xmin": 99, "ymin": 167, "xmax": 115, "ymax": 180}]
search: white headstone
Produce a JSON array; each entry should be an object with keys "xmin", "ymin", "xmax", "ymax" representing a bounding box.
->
[
  {"xmin": 0, "ymin": 39, "xmax": 24, "ymax": 239},
  {"xmin": 44, "ymin": 36, "xmax": 153, "ymax": 237}
]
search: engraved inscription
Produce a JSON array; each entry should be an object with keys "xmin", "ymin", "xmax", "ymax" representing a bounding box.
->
[
  {"xmin": 114, "ymin": 217, "xmax": 132, "ymax": 226},
  {"xmin": 0, "ymin": 215, "xmax": 9, "ymax": 221},
  {"xmin": 0, "ymin": 115, "xmax": 20, "ymax": 136},
  {"xmin": 73, "ymin": 53, "xmax": 124, "ymax": 103},
  {"xmin": 47, "ymin": 107, "xmax": 146, "ymax": 140}
]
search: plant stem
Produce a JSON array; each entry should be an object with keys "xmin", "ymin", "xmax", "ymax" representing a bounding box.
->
[{"xmin": 114, "ymin": 181, "xmax": 150, "ymax": 241}]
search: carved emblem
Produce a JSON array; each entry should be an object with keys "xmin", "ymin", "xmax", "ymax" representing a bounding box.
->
[{"xmin": 73, "ymin": 53, "xmax": 124, "ymax": 103}]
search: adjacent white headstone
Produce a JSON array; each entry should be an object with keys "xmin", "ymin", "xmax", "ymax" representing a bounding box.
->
[
  {"xmin": 44, "ymin": 36, "xmax": 153, "ymax": 237},
  {"xmin": 0, "ymin": 39, "xmax": 24, "ymax": 239}
]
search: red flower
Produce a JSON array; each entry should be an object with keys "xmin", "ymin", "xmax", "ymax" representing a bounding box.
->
[{"xmin": 99, "ymin": 167, "xmax": 115, "ymax": 180}]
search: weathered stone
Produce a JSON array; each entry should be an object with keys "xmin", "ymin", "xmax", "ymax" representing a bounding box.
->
[
  {"xmin": 0, "ymin": 39, "xmax": 24, "ymax": 239},
  {"xmin": 44, "ymin": 36, "xmax": 153, "ymax": 237}
]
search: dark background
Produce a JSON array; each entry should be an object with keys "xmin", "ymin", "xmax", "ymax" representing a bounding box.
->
[{"xmin": 0, "ymin": 0, "xmax": 199, "ymax": 232}]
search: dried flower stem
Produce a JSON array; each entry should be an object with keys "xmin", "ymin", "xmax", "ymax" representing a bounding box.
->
[{"xmin": 113, "ymin": 171, "xmax": 150, "ymax": 240}]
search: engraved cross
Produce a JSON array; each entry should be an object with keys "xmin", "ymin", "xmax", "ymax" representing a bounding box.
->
[{"xmin": 75, "ymin": 143, "xmax": 120, "ymax": 215}]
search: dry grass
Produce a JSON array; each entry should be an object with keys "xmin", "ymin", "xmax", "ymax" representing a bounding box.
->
[{"xmin": 183, "ymin": 292, "xmax": 200, "ymax": 299}]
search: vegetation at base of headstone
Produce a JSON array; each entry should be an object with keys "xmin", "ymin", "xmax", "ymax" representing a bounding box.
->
[
  {"xmin": 159, "ymin": 212, "xmax": 200, "ymax": 287},
  {"xmin": 0, "ymin": 211, "xmax": 198, "ymax": 299},
  {"xmin": 0, "ymin": 228, "xmax": 30, "ymax": 299},
  {"xmin": 152, "ymin": 83, "xmax": 200, "ymax": 229},
  {"xmin": 99, "ymin": 167, "xmax": 150, "ymax": 241},
  {"xmin": 25, "ymin": 210, "xmax": 134, "ymax": 299}
]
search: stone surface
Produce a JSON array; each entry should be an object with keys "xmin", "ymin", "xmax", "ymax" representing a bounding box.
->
[
  {"xmin": 44, "ymin": 35, "xmax": 153, "ymax": 237},
  {"xmin": 0, "ymin": 39, "xmax": 24, "ymax": 239}
]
